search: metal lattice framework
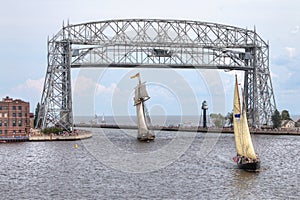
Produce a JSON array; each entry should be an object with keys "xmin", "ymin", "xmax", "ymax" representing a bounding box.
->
[{"xmin": 37, "ymin": 19, "xmax": 276, "ymax": 130}]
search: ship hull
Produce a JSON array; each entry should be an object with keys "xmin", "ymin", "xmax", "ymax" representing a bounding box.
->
[
  {"xmin": 137, "ymin": 134, "xmax": 155, "ymax": 142},
  {"xmin": 238, "ymin": 161, "xmax": 260, "ymax": 171}
]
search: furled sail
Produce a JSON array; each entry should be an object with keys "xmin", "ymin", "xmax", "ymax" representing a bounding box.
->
[
  {"xmin": 134, "ymin": 82, "xmax": 150, "ymax": 105},
  {"xmin": 233, "ymin": 75, "xmax": 257, "ymax": 159}
]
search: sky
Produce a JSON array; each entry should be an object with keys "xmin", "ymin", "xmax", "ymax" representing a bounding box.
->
[{"xmin": 0, "ymin": 0, "xmax": 299, "ymax": 118}]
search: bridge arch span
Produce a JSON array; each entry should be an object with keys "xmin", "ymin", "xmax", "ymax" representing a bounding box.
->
[{"xmin": 37, "ymin": 19, "xmax": 276, "ymax": 129}]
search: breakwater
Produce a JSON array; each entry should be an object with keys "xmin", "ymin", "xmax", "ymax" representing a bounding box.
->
[{"xmin": 75, "ymin": 124, "xmax": 300, "ymax": 135}]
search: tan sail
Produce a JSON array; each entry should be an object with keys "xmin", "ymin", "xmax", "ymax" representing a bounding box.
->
[{"xmin": 233, "ymin": 75, "xmax": 257, "ymax": 159}]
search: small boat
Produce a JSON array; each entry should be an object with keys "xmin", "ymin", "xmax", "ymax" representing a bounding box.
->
[
  {"xmin": 131, "ymin": 73, "xmax": 155, "ymax": 141},
  {"xmin": 232, "ymin": 75, "xmax": 260, "ymax": 171},
  {"xmin": 101, "ymin": 113, "xmax": 106, "ymax": 124}
]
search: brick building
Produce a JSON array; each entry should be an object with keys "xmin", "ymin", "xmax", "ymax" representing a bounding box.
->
[{"xmin": 0, "ymin": 96, "xmax": 30, "ymax": 137}]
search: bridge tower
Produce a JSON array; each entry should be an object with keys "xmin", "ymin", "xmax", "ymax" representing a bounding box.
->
[{"xmin": 37, "ymin": 29, "xmax": 73, "ymax": 130}]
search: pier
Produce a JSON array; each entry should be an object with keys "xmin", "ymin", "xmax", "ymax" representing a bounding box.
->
[
  {"xmin": 29, "ymin": 130, "xmax": 92, "ymax": 141},
  {"xmin": 76, "ymin": 124, "xmax": 300, "ymax": 136}
]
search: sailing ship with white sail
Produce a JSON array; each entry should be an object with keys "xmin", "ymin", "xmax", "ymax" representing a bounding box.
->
[
  {"xmin": 131, "ymin": 73, "xmax": 155, "ymax": 141},
  {"xmin": 232, "ymin": 75, "xmax": 260, "ymax": 171}
]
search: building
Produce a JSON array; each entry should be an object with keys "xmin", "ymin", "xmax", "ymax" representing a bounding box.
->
[
  {"xmin": 281, "ymin": 119, "xmax": 295, "ymax": 129},
  {"xmin": 0, "ymin": 96, "xmax": 30, "ymax": 138}
]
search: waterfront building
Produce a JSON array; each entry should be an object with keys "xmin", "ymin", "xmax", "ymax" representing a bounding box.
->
[
  {"xmin": 281, "ymin": 119, "xmax": 295, "ymax": 129},
  {"xmin": 0, "ymin": 96, "xmax": 30, "ymax": 138}
]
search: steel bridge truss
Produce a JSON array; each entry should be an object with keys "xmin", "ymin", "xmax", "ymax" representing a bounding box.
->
[{"xmin": 37, "ymin": 19, "xmax": 276, "ymax": 130}]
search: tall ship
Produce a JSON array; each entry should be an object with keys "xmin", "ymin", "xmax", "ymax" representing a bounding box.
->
[
  {"xmin": 232, "ymin": 75, "xmax": 260, "ymax": 171},
  {"xmin": 131, "ymin": 73, "xmax": 155, "ymax": 141}
]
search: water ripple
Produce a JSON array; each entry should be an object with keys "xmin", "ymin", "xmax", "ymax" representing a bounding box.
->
[{"xmin": 0, "ymin": 129, "xmax": 299, "ymax": 199}]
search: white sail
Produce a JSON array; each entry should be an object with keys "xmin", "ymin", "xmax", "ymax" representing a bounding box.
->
[
  {"xmin": 136, "ymin": 102, "xmax": 150, "ymax": 137},
  {"xmin": 233, "ymin": 75, "xmax": 257, "ymax": 159}
]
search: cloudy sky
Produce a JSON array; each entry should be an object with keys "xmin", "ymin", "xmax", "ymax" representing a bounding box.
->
[{"xmin": 0, "ymin": 0, "xmax": 299, "ymax": 118}]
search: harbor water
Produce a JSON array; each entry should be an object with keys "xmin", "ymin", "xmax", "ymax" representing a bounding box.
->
[{"xmin": 0, "ymin": 128, "xmax": 300, "ymax": 199}]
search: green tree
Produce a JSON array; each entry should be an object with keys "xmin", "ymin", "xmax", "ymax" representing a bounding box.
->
[
  {"xmin": 34, "ymin": 103, "xmax": 40, "ymax": 127},
  {"xmin": 271, "ymin": 109, "xmax": 281, "ymax": 129},
  {"xmin": 210, "ymin": 113, "xmax": 225, "ymax": 128},
  {"xmin": 281, "ymin": 110, "xmax": 291, "ymax": 120},
  {"xmin": 42, "ymin": 127, "xmax": 64, "ymax": 135},
  {"xmin": 225, "ymin": 111, "xmax": 233, "ymax": 126}
]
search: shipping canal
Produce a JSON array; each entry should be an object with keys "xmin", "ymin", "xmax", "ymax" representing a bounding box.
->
[{"xmin": 0, "ymin": 128, "xmax": 299, "ymax": 199}]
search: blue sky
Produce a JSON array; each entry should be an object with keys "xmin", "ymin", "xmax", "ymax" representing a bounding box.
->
[{"xmin": 0, "ymin": 0, "xmax": 299, "ymax": 118}]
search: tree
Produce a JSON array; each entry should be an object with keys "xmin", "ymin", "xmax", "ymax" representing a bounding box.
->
[
  {"xmin": 225, "ymin": 111, "xmax": 233, "ymax": 127},
  {"xmin": 210, "ymin": 113, "xmax": 225, "ymax": 128},
  {"xmin": 42, "ymin": 127, "xmax": 64, "ymax": 135},
  {"xmin": 271, "ymin": 109, "xmax": 281, "ymax": 129},
  {"xmin": 34, "ymin": 103, "xmax": 40, "ymax": 127},
  {"xmin": 281, "ymin": 110, "xmax": 291, "ymax": 120}
]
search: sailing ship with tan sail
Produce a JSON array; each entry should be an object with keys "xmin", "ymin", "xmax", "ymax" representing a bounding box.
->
[
  {"xmin": 232, "ymin": 75, "xmax": 260, "ymax": 171},
  {"xmin": 131, "ymin": 73, "xmax": 155, "ymax": 141}
]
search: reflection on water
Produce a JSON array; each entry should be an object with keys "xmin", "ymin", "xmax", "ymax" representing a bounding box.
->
[{"xmin": 0, "ymin": 128, "xmax": 299, "ymax": 199}]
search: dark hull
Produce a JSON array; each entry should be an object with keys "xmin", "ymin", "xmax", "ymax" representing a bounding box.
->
[
  {"xmin": 137, "ymin": 135, "xmax": 155, "ymax": 142},
  {"xmin": 0, "ymin": 137, "xmax": 29, "ymax": 142},
  {"xmin": 238, "ymin": 161, "xmax": 260, "ymax": 171}
]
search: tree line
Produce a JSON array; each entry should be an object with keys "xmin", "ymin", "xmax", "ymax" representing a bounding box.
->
[
  {"xmin": 271, "ymin": 109, "xmax": 298, "ymax": 129},
  {"xmin": 209, "ymin": 109, "xmax": 296, "ymax": 129}
]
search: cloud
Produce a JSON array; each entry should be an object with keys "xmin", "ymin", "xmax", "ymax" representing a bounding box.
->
[
  {"xmin": 290, "ymin": 25, "xmax": 299, "ymax": 34},
  {"xmin": 13, "ymin": 78, "xmax": 44, "ymax": 94},
  {"xmin": 270, "ymin": 71, "xmax": 278, "ymax": 79},
  {"xmin": 284, "ymin": 47, "xmax": 297, "ymax": 58},
  {"xmin": 73, "ymin": 75, "xmax": 96, "ymax": 94},
  {"xmin": 272, "ymin": 46, "xmax": 298, "ymax": 67},
  {"xmin": 10, "ymin": 78, "xmax": 44, "ymax": 111},
  {"xmin": 73, "ymin": 75, "xmax": 119, "ymax": 96},
  {"xmin": 96, "ymin": 83, "xmax": 118, "ymax": 95},
  {"xmin": 72, "ymin": 75, "xmax": 123, "ymax": 116}
]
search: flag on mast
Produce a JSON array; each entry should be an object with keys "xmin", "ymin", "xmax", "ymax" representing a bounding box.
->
[{"xmin": 130, "ymin": 73, "xmax": 140, "ymax": 79}]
